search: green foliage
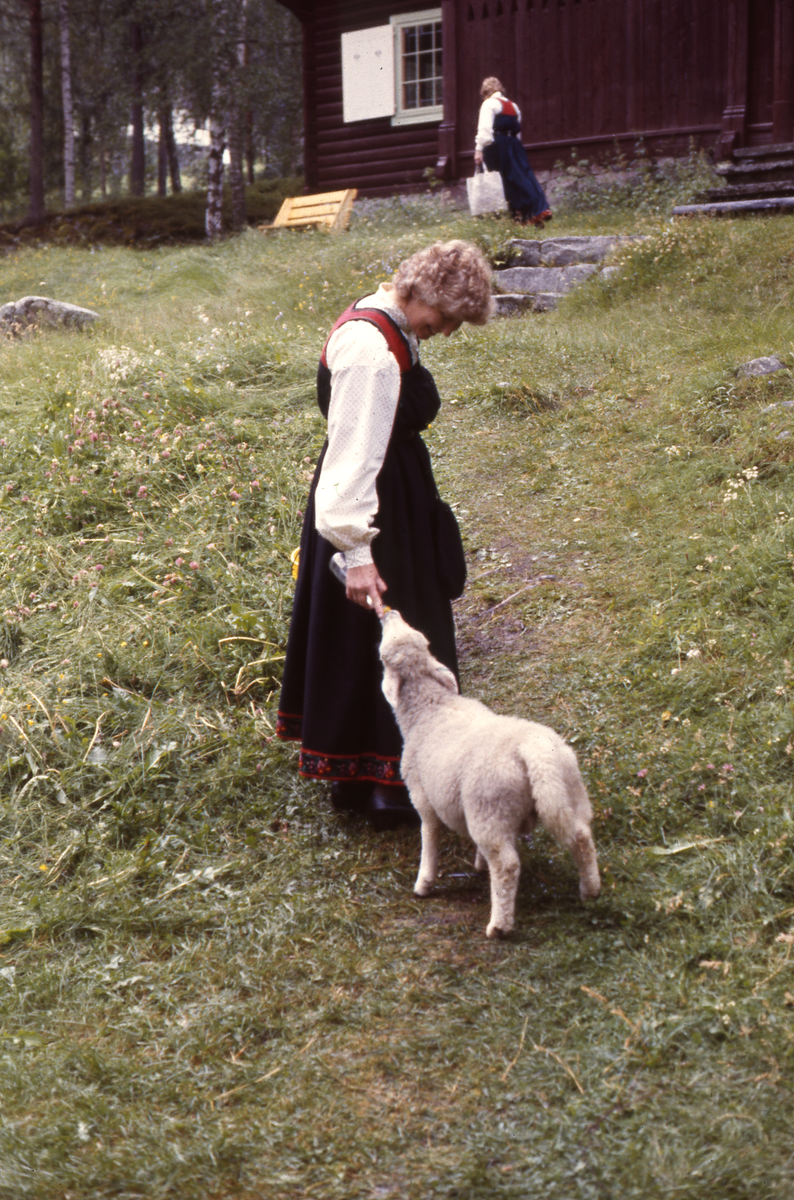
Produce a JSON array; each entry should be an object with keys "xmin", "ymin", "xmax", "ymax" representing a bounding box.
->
[
  {"xmin": 0, "ymin": 0, "xmax": 303, "ymax": 218},
  {"xmin": 0, "ymin": 199, "xmax": 793, "ymax": 1197},
  {"xmin": 0, "ymin": 179, "xmax": 303, "ymax": 250},
  {"xmin": 556, "ymin": 138, "xmax": 721, "ymax": 218}
]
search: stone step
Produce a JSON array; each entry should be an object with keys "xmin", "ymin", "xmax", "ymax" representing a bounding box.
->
[
  {"xmin": 493, "ymin": 292, "xmax": 561, "ymax": 316},
  {"xmin": 491, "ymin": 234, "xmax": 645, "ymax": 316},
  {"xmin": 505, "ymin": 233, "xmax": 641, "ymax": 267},
  {"xmin": 494, "ymin": 263, "xmax": 598, "ymax": 295},
  {"xmin": 673, "ymin": 196, "xmax": 794, "ymax": 217}
]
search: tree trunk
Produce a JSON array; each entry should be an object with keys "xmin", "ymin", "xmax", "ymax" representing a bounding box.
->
[
  {"xmin": 228, "ymin": 0, "xmax": 247, "ymax": 230},
  {"xmin": 205, "ymin": 83, "xmax": 226, "ymax": 239},
  {"xmin": 59, "ymin": 0, "xmax": 75, "ymax": 206},
  {"xmin": 79, "ymin": 113, "xmax": 92, "ymax": 202},
  {"xmin": 165, "ymin": 108, "xmax": 181, "ymax": 193},
  {"xmin": 130, "ymin": 21, "xmax": 146, "ymax": 196},
  {"xmin": 245, "ymin": 109, "xmax": 255, "ymax": 184},
  {"xmin": 28, "ymin": 0, "xmax": 45, "ymax": 223},
  {"xmin": 157, "ymin": 108, "xmax": 168, "ymax": 196},
  {"xmin": 228, "ymin": 109, "xmax": 245, "ymax": 231},
  {"xmin": 99, "ymin": 130, "xmax": 107, "ymax": 199}
]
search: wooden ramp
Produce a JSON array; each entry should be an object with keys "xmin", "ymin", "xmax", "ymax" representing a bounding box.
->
[{"xmin": 262, "ymin": 189, "xmax": 357, "ymax": 234}]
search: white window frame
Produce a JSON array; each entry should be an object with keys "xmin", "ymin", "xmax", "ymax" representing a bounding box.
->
[{"xmin": 390, "ymin": 8, "xmax": 443, "ymax": 127}]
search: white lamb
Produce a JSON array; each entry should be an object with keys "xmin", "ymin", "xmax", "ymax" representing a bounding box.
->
[{"xmin": 379, "ymin": 610, "xmax": 601, "ymax": 938}]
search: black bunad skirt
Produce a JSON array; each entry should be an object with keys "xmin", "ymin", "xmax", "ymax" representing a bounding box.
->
[
  {"xmin": 276, "ymin": 330, "xmax": 459, "ymax": 786},
  {"xmin": 484, "ymin": 112, "xmax": 549, "ymax": 220}
]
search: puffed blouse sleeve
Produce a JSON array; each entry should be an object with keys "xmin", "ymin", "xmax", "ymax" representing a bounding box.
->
[
  {"xmin": 475, "ymin": 94, "xmax": 499, "ymax": 151},
  {"xmin": 314, "ymin": 320, "xmax": 401, "ymax": 569}
]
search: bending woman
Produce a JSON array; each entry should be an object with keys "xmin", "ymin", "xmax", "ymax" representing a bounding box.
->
[
  {"xmin": 474, "ymin": 75, "xmax": 552, "ymax": 226},
  {"xmin": 277, "ymin": 241, "xmax": 493, "ymax": 831}
]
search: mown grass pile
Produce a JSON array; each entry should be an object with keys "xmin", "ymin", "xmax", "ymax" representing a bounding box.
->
[{"xmin": 0, "ymin": 196, "xmax": 792, "ymax": 1199}]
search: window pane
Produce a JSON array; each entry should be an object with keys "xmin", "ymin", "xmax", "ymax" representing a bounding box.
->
[
  {"xmin": 398, "ymin": 18, "xmax": 442, "ymax": 112},
  {"xmin": 418, "ymin": 24, "xmax": 434, "ymax": 51}
]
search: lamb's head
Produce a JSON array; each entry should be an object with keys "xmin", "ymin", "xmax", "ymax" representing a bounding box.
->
[{"xmin": 379, "ymin": 610, "xmax": 458, "ymax": 712}]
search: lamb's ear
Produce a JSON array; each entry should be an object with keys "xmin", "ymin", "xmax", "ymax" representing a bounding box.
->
[
  {"xmin": 381, "ymin": 667, "xmax": 401, "ymax": 709},
  {"xmin": 430, "ymin": 661, "xmax": 459, "ymax": 694}
]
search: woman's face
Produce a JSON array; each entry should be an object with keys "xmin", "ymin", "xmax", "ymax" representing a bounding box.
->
[{"xmin": 401, "ymin": 296, "xmax": 462, "ymax": 340}]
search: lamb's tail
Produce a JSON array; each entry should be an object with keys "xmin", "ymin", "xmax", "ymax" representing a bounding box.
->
[{"xmin": 519, "ymin": 739, "xmax": 601, "ymax": 901}]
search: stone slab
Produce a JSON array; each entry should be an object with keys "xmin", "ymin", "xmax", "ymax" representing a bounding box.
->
[
  {"xmin": 506, "ymin": 234, "xmax": 643, "ymax": 267},
  {"xmin": 494, "ymin": 263, "xmax": 598, "ymax": 295},
  {"xmin": 0, "ymin": 295, "xmax": 100, "ymax": 333},
  {"xmin": 739, "ymin": 355, "xmax": 788, "ymax": 378},
  {"xmin": 492, "ymin": 292, "xmax": 560, "ymax": 316}
]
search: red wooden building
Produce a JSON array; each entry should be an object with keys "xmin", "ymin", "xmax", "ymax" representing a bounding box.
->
[{"xmin": 279, "ymin": 0, "xmax": 794, "ymax": 196}]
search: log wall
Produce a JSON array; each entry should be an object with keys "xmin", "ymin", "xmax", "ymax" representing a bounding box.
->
[{"xmin": 280, "ymin": 0, "xmax": 780, "ymax": 194}]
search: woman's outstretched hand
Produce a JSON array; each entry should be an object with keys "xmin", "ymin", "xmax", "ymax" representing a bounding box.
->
[{"xmin": 346, "ymin": 563, "xmax": 388, "ymax": 618}]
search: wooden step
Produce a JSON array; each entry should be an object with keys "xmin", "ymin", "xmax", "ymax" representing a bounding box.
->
[
  {"xmin": 693, "ymin": 180, "xmax": 794, "ymax": 203},
  {"xmin": 734, "ymin": 143, "xmax": 794, "ymax": 159},
  {"xmin": 716, "ymin": 159, "xmax": 794, "ymax": 183},
  {"xmin": 673, "ymin": 196, "xmax": 794, "ymax": 217}
]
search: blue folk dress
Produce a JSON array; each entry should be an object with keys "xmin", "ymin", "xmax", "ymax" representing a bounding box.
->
[{"xmin": 484, "ymin": 99, "xmax": 549, "ymax": 221}]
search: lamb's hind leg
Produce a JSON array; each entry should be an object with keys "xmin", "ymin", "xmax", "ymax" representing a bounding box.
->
[
  {"xmin": 533, "ymin": 771, "xmax": 601, "ymax": 901},
  {"xmin": 479, "ymin": 840, "xmax": 521, "ymax": 938},
  {"xmin": 568, "ymin": 825, "xmax": 601, "ymax": 900}
]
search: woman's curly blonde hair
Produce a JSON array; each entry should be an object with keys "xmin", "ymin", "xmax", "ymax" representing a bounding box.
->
[
  {"xmin": 392, "ymin": 240, "xmax": 494, "ymax": 326},
  {"xmin": 480, "ymin": 76, "xmax": 504, "ymax": 99}
]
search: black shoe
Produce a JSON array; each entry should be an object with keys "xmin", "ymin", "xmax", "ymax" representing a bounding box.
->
[
  {"xmin": 366, "ymin": 785, "xmax": 420, "ymax": 832},
  {"xmin": 330, "ymin": 780, "xmax": 371, "ymax": 814}
]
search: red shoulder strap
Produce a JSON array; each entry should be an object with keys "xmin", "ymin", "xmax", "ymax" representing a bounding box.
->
[
  {"xmin": 501, "ymin": 98, "xmax": 518, "ymax": 117},
  {"xmin": 320, "ymin": 303, "xmax": 413, "ymax": 373}
]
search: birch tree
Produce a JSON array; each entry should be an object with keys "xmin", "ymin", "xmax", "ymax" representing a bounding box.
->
[
  {"xmin": 205, "ymin": 71, "xmax": 225, "ymax": 239},
  {"xmin": 204, "ymin": 0, "xmax": 248, "ymax": 239}
]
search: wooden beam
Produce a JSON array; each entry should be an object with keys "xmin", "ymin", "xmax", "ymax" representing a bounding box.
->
[
  {"xmin": 437, "ymin": 0, "xmax": 458, "ymax": 179},
  {"xmin": 773, "ymin": 0, "xmax": 794, "ymax": 144},
  {"xmin": 719, "ymin": 0, "xmax": 750, "ymax": 157}
]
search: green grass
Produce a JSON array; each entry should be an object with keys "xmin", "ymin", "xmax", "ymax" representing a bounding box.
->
[{"xmin": 0, "ymin": 194, "xmax": 793, "ymax": 1198}]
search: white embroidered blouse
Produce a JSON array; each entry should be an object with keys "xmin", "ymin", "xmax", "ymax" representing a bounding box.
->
[
  {"xmin": 474, "ymin": 92, "xmax": 521, "ymax": 152},
  {"xmin": 314, "ymin": 285, "xmax": 419, "ymax": 570}
]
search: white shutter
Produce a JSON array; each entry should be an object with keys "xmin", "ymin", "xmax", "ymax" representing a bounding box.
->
[{"xmin": 341, "ymin": 25, "xmax": 395, "ymax": 123}]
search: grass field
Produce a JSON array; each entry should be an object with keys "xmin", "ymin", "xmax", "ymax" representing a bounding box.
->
[{"xmin": 0, "ymin": 187, "xmax": 793, "ymax": 1199}]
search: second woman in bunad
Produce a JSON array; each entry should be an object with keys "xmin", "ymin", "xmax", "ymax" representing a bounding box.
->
[{"xmin": 474, "ymin": 75, "xmax": 552, "ymax": 226}]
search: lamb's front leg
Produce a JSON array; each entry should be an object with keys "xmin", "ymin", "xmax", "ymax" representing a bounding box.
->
[{"xmin": 414, "ymin": 807, "xmax": 443, "ymax": 897}]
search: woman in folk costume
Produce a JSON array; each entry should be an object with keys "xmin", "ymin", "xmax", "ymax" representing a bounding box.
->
[
  {"xmin": 277, "ymin": 241, "xmax": 494, "ymax": 831},
  {"xmin": 474, "ymin": 76, "xmax": 552, "ymax": 226}
]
